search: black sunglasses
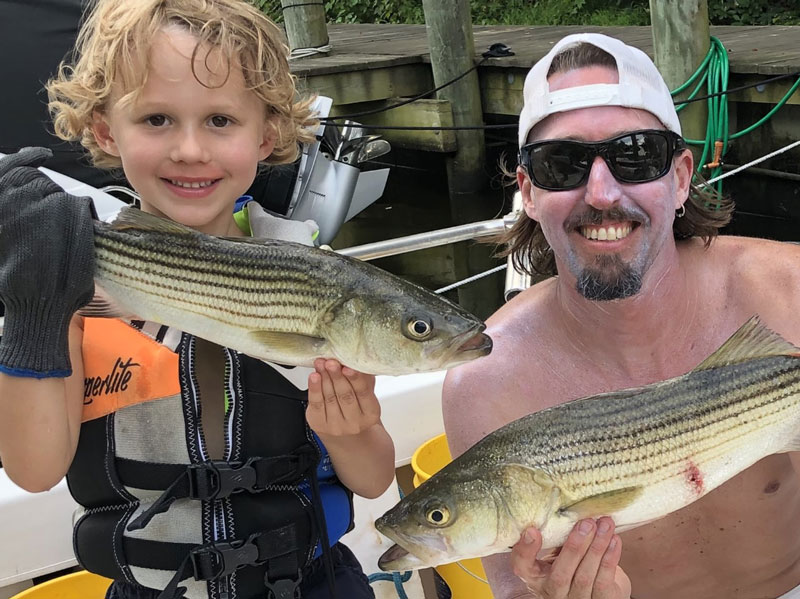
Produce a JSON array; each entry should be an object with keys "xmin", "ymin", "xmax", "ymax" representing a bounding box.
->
[{"xmin": 519, "ymin": 129, "xmax": 687, "ymax": 191}]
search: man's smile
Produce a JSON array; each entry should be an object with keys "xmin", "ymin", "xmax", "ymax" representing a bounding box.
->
[{"xmin": 579, "ymin": 223, "xmax": 634, "ymax": 241}]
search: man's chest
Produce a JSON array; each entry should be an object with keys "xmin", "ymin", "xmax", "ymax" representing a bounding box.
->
[{"xmin": 619, "ymin": 453, "xmax": 800, "ymax": 599}]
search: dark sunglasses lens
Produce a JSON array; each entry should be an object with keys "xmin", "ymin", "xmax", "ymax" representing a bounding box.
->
[
  {"xmin": 530, "ymin": 143, "xmax": 591, "ymax": 190},
  {"xmin": 606, "ymin": 132, "xmax": 671, "ymax": 182}
]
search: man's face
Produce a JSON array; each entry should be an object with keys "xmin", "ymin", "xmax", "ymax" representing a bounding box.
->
[{"xmin": 517, "ymin": 66, "xmax": 691, "ymax": 301}]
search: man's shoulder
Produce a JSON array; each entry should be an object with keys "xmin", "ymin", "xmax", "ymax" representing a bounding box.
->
[
  {"xmin": 684, "ymin": 235, "xmax": 800, "ymax": 291},
  {"xmin": 696, "ymin": 234, "xmax": 800, "ymax": 262},
  {"xmin": 707, "ymin": 235, "xmax": 800, "ymax": 286},
  {"xmin": 443, "ymin": 281, "xmax": 559, "ymax": 456},
  {"xmin": 485, "ymin": 276, "xmax": 556, "ymax": 331},
  {"xmin": 695, "ymin": 235, "xmax": 800, "ymax": 342}
]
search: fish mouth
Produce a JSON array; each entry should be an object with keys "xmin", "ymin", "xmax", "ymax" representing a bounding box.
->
[
  {"xmin": 376, "ymin": 522, "xmax": 450, "ymax": 570},
  {"xmin": 378, "ymin": 541, "xmax": 447, "ymax": 572},
  {"xmin": 378, "ymin": 543, "xmax": 424, "ymax": 571},
  {"xmin": 449, "ymin": 325, "xmax": 492, "ymax": 360}
]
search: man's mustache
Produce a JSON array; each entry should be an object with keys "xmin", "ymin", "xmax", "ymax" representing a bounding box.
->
[{"xmin": 565, "ymin": 206, "xmax": 647, "ymax": 230}]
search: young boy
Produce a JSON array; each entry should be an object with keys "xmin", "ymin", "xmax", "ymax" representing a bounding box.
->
[{"xmin": 0, "ymin": 1, "xmax": 395, "ymax": 598}]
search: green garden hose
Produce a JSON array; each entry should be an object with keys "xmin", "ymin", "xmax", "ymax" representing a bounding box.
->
[{"xmin": 670, "ymin": 36, "xmax": 800, "ymax": 195}]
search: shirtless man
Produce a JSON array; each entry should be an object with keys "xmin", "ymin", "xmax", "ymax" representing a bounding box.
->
[{"xmin": 443, "ymin": 33, "xmax": 800, "ymax": 599}]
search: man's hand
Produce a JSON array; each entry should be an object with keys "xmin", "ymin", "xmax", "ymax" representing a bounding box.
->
[
  {"xmin": 306, "ymin": 358, "xmax": 380, "ymax": 437},
  {"xmin": 511, "ymin": 517, "xmax": 631, "ymax": 599}
]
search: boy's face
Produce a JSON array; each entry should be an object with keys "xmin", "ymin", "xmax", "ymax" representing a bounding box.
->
[{"xmin": 92, "ymin": 27, "xmax": 275, "ymax": 236}]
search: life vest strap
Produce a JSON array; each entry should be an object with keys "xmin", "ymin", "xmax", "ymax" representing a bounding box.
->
[
  {"xmin": 125, "ymin": 445, "xmax": 319, "ymax": 532},
  {"xmin": 142, "ymin": 524, "xmax": 302, "ymax": 599}
]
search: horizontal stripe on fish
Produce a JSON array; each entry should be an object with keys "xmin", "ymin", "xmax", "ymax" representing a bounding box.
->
[
  {"xmin": 95, "ymin": 235, "xmax": 332, "ymax": 283},
  {"xmin": 496, "ymin": 361, "xmax": 800, "ymax": 492}
]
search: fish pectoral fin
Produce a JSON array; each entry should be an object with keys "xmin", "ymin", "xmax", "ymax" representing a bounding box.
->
[
  {"xmin": 77, "ymin": 287, "xmax": 138, "ymax": 319},
  {"xmin": 502, "ymin": 464, "xmax": 559, "ymax": 492},
  {"xmin": 559, "ymin": 486, "xmax": 643, "ymax": 519},
  {"xmin": 693, "ymin": 315, "xmax": 800, "ymax": 371},
  {"xmin": 248, "ymin": 331, "xmax": 327, "ymax": 356}
]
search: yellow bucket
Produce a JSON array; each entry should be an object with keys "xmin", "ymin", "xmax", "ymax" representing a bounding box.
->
[
  {"xmin": 11, "ymin": 571, "xmax": 113, "ymax": 599},
  {"xmin": 411, "ymin": 433, "xmax": 493, "ymax": 599}
]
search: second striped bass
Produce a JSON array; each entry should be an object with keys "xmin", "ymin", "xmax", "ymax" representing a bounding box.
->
[
  {"xmin": 84, "ymin": 207, "xmax": 492, "ymax": 375},
  {"xmin": 375, "ymin": 317, "xmax": 800, "ymax": 569}
]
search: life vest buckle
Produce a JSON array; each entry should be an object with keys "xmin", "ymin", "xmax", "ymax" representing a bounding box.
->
[
  {"xmin": 188, "ymin": 459, "xmax": 260, "ymax": 500},
  {"xmin": 264, "ymin": 569, "xmax": 302, "ymax": 599},
  {"xmin": 190, "ymin": 534, "xmax": 261, "ymax": 579}
]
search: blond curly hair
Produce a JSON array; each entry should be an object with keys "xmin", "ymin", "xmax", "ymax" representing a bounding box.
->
[{"xmin": 47, "ymin": 0, "xmax": 316, "ymax": 169}]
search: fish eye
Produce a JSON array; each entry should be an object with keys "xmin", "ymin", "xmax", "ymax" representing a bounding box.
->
[
  {"xmin": 425, "ymin": 506, "xmax": 450, "ymax": 526},
  {"xmin": 407, "ymin": 318, "xmax": 433, "ymax": 339}
]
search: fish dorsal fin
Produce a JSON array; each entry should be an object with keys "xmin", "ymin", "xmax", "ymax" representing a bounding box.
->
[
  {"xmin": 110, "ymin": 206, "xmax": 196, "ymax": 235},
  {"xmin": 219, "ymin": 235, "xmax": 278, "ymax": 245},
  {"xmin": 693, "ymin": 316, "xmax": 800, "ymax": 371},
  {"xmin": 581, "ymin": 385, "xmax": 652, "ymax": 404},
  {"xmin": 559, "ymin": 486, "xmax": 643, "ymax": 518}
]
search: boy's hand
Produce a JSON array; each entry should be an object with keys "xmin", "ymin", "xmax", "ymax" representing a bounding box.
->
[{"xmin": 306, "ymin": 358, "xmax": 380, "ymax": 437}]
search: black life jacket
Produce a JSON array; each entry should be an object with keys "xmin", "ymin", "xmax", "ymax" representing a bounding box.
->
[{"xmin": 68, "ymin": 318, "xmax": 354, "ymax": 599}]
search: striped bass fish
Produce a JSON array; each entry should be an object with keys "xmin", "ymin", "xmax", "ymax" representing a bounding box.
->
[
  {"xmin": 376, "ymin": 316, "xmax": 800, "ymax": 570},
  {"xmin": 84, "ymin": 207, "xmax": 491, "ymax": 375}
]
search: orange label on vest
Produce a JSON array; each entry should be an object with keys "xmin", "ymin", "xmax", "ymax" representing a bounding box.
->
[{"xmin": 82, "ymin": 319, "xmax": 181, "ymax": 422}]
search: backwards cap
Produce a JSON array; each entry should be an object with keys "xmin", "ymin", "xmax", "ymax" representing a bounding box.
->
[{"xmin": 517, "ymin": 33, "xmax": 680, "ymax": 147}]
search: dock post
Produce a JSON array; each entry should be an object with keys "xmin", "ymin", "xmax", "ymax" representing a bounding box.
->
[
  {"xmin": 649, "ymin": 0, "xmax": 710, "ymax": 152},
  {"xmin": 279, "ymin": 0, "xmax": 329, "ymax": 55},
  {"xmin": 421, "ymin": 0, "xmax": 502, "ymax": 318}
]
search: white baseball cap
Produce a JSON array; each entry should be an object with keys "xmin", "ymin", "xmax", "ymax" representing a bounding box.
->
[{"xmin": 518, "ymin": 33, "xmax": 681, "ymax": 147}]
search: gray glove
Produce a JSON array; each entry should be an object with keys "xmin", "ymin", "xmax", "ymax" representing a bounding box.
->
[{"xmin": 0, "ymin": 147, "xmax": 96, "ymax": 378}]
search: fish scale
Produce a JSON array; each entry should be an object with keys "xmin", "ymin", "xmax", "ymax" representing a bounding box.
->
[
  {"xmin": 95, "ymin": 225, "xmax": 349, "ymax": 332},
  {"xmin": 375, "ymin": 317, "xmax": 800, "ymax": 570},
  {"xmin": 485, "ymin": 359, "xmax": 800, "ymax": 505},
  {"xmin": 84, "ymin": 206, "xmax": 492, "ymax": 375}
]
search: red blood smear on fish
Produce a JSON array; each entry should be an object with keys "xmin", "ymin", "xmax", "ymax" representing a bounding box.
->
[{"xmin": 685, "ymin": 462, "xmax": 704, "ymax": 495}]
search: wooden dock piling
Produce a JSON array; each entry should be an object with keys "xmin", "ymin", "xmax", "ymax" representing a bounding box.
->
[
  {"xmin": 649, "ymin": 0, "xmax": 710, "ymax": 148},
  {"xmin": 280, "ymin": 0, "xmax": 329, "ymax": 54},
  {"xmin": 421, "ymin": 0, "xmax": 502, "ymax": 317}
]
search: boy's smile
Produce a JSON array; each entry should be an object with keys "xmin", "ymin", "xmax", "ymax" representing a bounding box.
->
[{"xmin": 92, "ymin": 26, "xmax": 275, "ymax": 236}]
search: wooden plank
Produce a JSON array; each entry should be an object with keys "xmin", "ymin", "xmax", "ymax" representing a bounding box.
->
[
  {"xmin": 296, "ymin": 62, "xmax": 433, "ymax": 106},
  {"xmin": 289, "ymin": 24, "xmax": 800, "ymax": 77},
  {"xmin": 290, "ymin": 54, "xmax": 422, "ymax": 77},
  {"xmin": 479, "ymin": 69, "xmax": 800, "ymax": 117},
  {"xmin": 479, "ymin": 66, "xmax": 525, "ymax": 116},
  {"xmin": 287, "ymin": 23, "xmax": 800, "ymax": 138},
  {"xmin": 329, "ymin": 99, "xmax": 458, "ymax": 152},
  {"xmin": 726, "ymin": 74, "xmax": 800, "ymax": 106}
]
